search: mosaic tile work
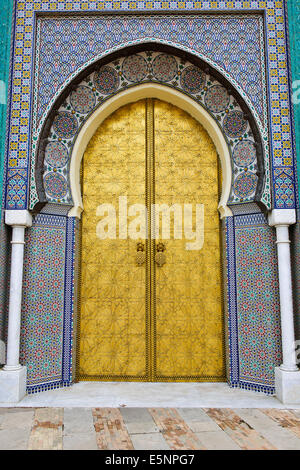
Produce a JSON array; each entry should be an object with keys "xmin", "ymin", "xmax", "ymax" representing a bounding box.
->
[
  {"xmin": 6, "ymin": 168, "xmax": 27, "ymax": 209},
  {"xmin": 226, "ymin": 213, "xmax": 281, "ymax": 394},
  {"xmin": 5, "ymin": 1, "xmax": 297, "ymax": 213},
  {"xmin": 20, "ymin": 213, "xmax": 74, "ymax": 393},
  {"xmin": 19, "ymin": 203, "xmax": 281, "ymax": 395},
  {"xmin": 274, "ymin": 167, "xmax": 295, "ymax": 208},
  {"xmin": 35, "ymin": 14, "xmax": 266, "ymax": 124},
  {"xmin": 42, "ymin": 51, "xmax": 260, "ymax": 207},
  {"xmin": 31, "ymin": 12, "xmax": 270, "ymax": 211}
]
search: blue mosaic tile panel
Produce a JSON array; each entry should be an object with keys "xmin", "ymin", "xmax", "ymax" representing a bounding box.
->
[
  {"xmin": 20, "ymin": 213, "xmax": 73, "ymax": 391},
  {"xmin": 35, "ymin": 14, "xmax": 266, "ymax": 124},
  {"xmin": 228, "ymin": 213, "xmax": 282, "ymax": 393}
]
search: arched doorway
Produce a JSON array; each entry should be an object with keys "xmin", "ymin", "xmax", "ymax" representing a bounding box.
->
[{"xmin": 77, "ymin": 98, "xmax": 225, "ymax": 382}]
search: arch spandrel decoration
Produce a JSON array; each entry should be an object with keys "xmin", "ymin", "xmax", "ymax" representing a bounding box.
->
[{"xmin": 36, "ymin": 50, "xmax": 267, "ymax": 215}]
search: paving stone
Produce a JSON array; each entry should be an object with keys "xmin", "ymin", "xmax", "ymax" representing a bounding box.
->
[
  {"xmin": 177, "ymin": 408, "xmax": 221, "ymax": 432},
  {"xmin": 0, "ymin": 428, "xmax": 32, "ymax": 450},
  {"xmin": 205, "ymin": 408, "xmax": 275, "ymax": 450},
  {"xmin": 0, "ymin": 408, "xmax": 13, "ymax": 415},
  {"xmin": 1, "ymin": 409, "xmax": 34, "ymax": 429},
  {"xmin": 149, "ymin": 408, "xmax": 205, "ymax": 450},
  {"xmin": 64, "ymin": 407, "xmax": 95, "ymax": 434},
  {"xmin": 63, "ymin": 433, "xmax": 98, "ymax": 450},
  {"xmin": 195, "ymin": 431, "xmax": 241, "ymax": 450},
  {"xmin": 262, "ymin": 409, "xmax": 300, "ymax": 439},
  {"xmin": 177, "ymin": 408, "xmax": 214, "ymax": 422},
  {"xmin": 0, "ymin": 409, "xmax": 34, "ymax": 450},
  {"xmin": 63, "ymin": 408, "xmax": 97, "ymax": 449},
  {"xmin": 236, "ymin": 409, "xmax": 300, "ymax": 450},
  {"xmin": 92, "ymin": 408, "xmax": 134, "ymax": 450},
  {"xmin": 130, "ymin": 432, "xmax": 170, "ymax": 450},
  {"xmin": 120, "ymin": 408, "xmax": 159, "ymax": 434},
  {"xmin": 290, "ymin": 409, "xmax": 300, "ymax": 419},
  {"xmin": 28, "ymin": 408, "xmax": 63, "ymax": 450},
  {"xmin": 185, "ymin": 421, "xmax": 221, "ymax": 433}
]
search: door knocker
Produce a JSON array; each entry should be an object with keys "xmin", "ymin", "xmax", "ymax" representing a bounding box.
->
[
  {"xmin": 155, "ymin": 242, "xmax": 166, "ymax": 267},
  {"xmin": 136, "ymin": 242, "xmax": 146, "ymax": 266}
]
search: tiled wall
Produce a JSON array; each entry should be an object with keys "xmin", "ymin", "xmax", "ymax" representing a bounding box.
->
[
  {"xmin": 225, "ymin": 212, "xmax": 281, "ymax": 394},
  {"xmin": 20, "ymin": 213, "xmax": 75, "ymax": 393}
]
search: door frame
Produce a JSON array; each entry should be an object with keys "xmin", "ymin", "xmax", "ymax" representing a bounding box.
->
[{"xmin": 76, "ymin": 96, "xmax": 226, "ymax": 382}]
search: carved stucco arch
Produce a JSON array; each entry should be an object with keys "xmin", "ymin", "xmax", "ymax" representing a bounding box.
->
[{"xmin": 68, "ymin": 83, "xmax": 232, "ymax": 219}]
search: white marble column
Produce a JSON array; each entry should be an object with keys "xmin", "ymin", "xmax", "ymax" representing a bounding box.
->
[
  {"xmin": 0, "ymin": 210, "xmax": 32, "ymax": 403},
  {"xmin": 269, "ymin": 209, "xmax": 300, "ymax": 403}
]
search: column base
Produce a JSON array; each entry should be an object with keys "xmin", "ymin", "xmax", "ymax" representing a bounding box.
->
[
  {"xmin": 275, "ymin": 366, "xmax": 300, "ymax": 404},
  {"xmin": 0, "ymin": 366, "xmax": 27, "ymax": 403}
]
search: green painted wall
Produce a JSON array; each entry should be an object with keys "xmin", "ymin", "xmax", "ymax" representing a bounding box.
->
[
  {"xmin": 0, "ymin": 1, "xmax": 14, "ymax": 208},
  {"xmin": 287, "ymin": 0, "xmax": 300, "ymax": 200}
]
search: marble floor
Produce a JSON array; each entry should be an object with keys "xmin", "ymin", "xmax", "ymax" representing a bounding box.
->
[{"xmin": 1, "ymin": 382, "xmax": 300, "ymax": 409}]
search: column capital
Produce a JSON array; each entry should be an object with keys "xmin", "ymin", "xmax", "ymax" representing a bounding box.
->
[
  {"xmin": 268, "ymin": 209, "xmax": 296, "ymax": 227},
  {"xmin": 5, "ymin": 210, "xmax": 32, "ymax": 228}
]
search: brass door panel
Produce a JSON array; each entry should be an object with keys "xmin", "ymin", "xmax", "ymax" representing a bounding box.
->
[
  {"xmin": 77, "ymin": 98, "xmax": 225, "ymax": 382},
  {"xmin": 153, "ymin": 99, "xmax": 225, "ymax": 381},
  {"xmin": 78, "ymin": 101, "xmax": 148, "ymax": 380}
]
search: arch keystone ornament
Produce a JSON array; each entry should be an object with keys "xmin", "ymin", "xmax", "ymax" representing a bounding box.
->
[{"xmin": 268, "ymin": 209, "xmax": 300, "ymax": 404}]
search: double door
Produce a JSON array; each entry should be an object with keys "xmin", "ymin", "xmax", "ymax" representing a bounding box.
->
[{"xmin": 78, "ymin": 98, "xmax": 225, "ymax": 382}]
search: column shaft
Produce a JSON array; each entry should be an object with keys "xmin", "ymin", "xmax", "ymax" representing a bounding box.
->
[
  {"xmin": 275, "ymin": 225, "xmax": 298, "ymax": 371},
  {"xmin": 4, "ymin": 226, "xmax": 26, "ymax": 370}
]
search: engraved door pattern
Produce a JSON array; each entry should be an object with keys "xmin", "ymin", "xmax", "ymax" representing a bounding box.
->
[{"xmin": 78, "ymin": 99, "xmax": 225, "ymax": 382}]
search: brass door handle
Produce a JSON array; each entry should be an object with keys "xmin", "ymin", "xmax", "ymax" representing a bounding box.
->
[
  {"xmin": 155, "ymin": 242, "xmax": 166, "ymax": 267},
  {"xmin": 136, "ymin": 242, "xmax": 146, "ymax": 266}
]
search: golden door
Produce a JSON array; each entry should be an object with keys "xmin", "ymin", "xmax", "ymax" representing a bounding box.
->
[{"xmin": 77, "ymin": 99, "xmax": 225, "ymax": 381}]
